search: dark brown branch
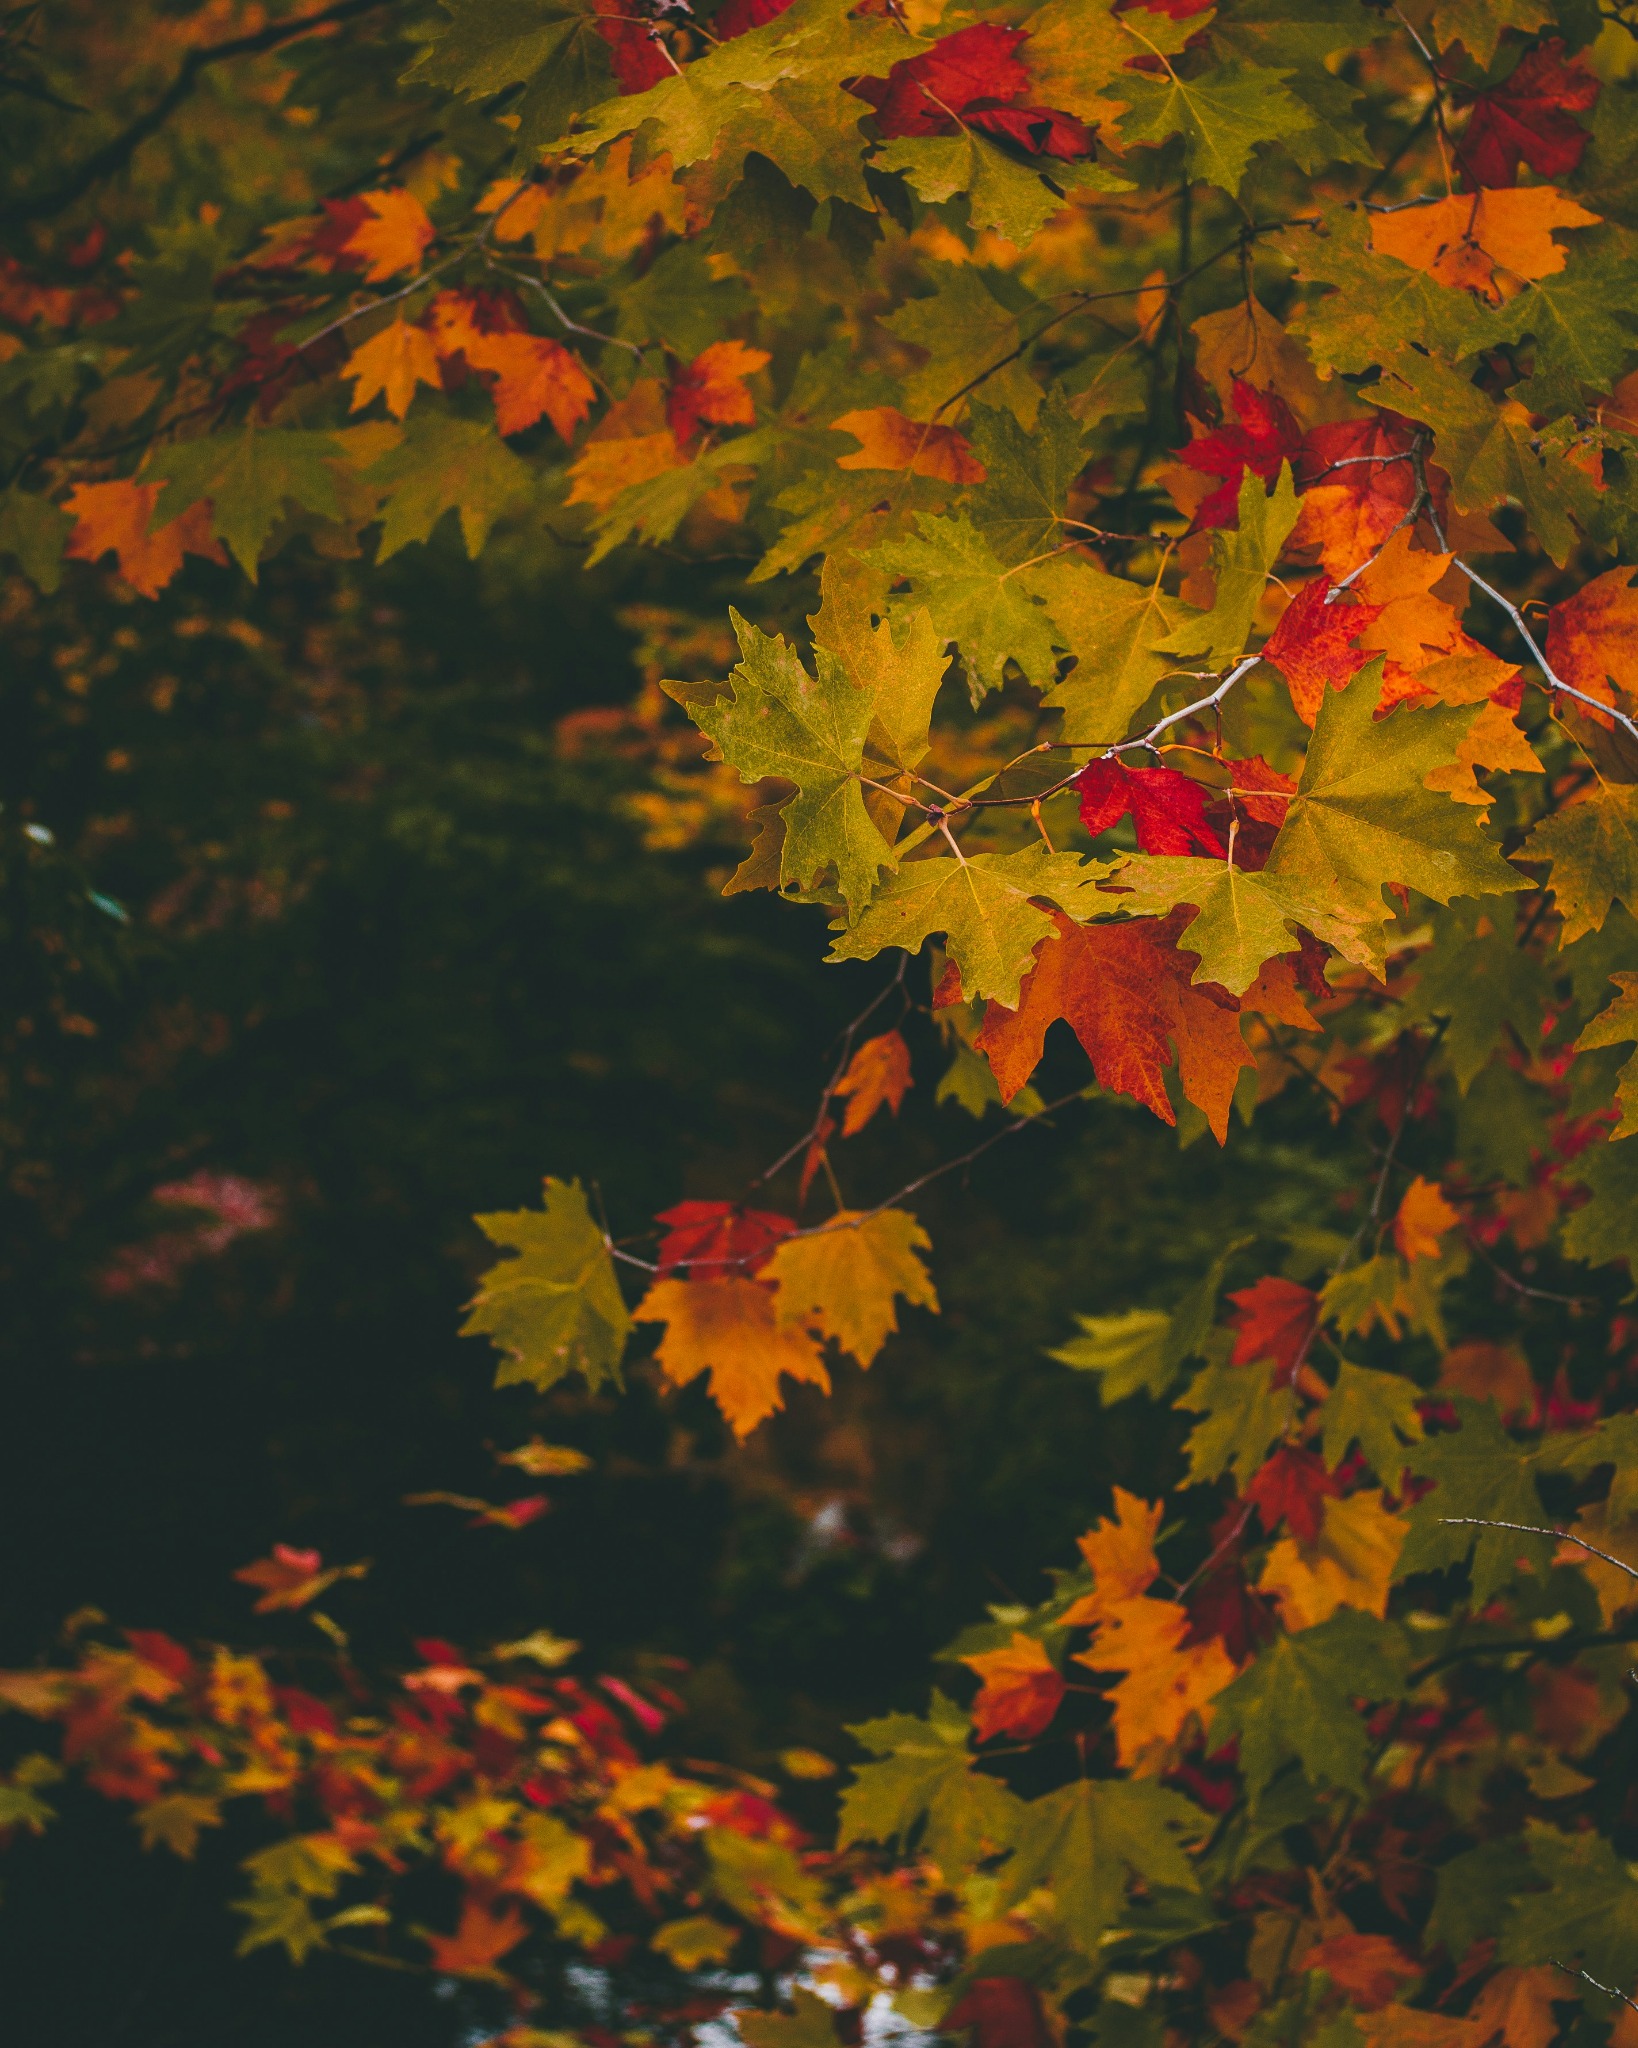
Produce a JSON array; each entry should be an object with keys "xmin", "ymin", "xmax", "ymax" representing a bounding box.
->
[{"xmin": 0, "ymin": 0, "xmax": 392, "ymax": 231}]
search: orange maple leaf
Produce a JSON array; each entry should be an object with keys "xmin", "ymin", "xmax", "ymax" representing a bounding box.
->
[
  {"xmin": 233, "ymin": 1544, "xmax": 368, "ymax": 1614},
  {"xmin": 423, "ymin": 1898, "xmax": 530, "ymax": 1977},
  {"xmin": 63, "ymin": 479, "xmax": 225, "ymax": 598},
  {"xmin": 1228, "ymin": 1276, "xmax": 1318, "ymax": 1374},
  {"xmin": 1062, "ymin": 1488, "xmax": 1163, "ymax": 1626},
  {"xmin": 1352, "ymin": 530, "xmax": 1517, "ymax": 708},
  {"xmin": 462, "ymin": 331, "xmax": 597, "ymax": 440},
  {"xmin": 832, "ymin": 406, "xmax": 986, "ymax": 484},
  {"xmin": 568, "ymin": 378, "xmax": 683, "ymax": 511},
  {"xmin": 342, "ymin": 317, "xmax": 442, "ymax": 420},
  {"xmin": 633, "ymin": 1275, "xmax": 830, "ymax": 1437},
  {"xmin": 1467, "ymin": 1967, "xmax": 1570, "ymax": 2048},
  {"xmin": 962, "ymin": 1632, "xmax": 1066, "ymax": 1741},
  {"xmin": 1393, "ymin": 1176, "xmax": 1460, "ymax": 1261},
  {"xmin": 1370, "ymin": 186, "xmax": 1599, "ymax": 302},
  {"xmin": 1257, "ymin": 1490, "xmax": 1408, "ymax": 1630},
  {"xmin": 1438, "ymin": 1339, "xmax": 1536, "ymax": 1421},
  {"xmin": 833, "ymin": 1029, "xmax": 913, "ymax": 1137},
  {"xmin": 1075, "ymin": 1596, "xmax": 1237, "ymax": 1770},
  {"xmin": 1544, "ymin": 563, "xmax": 1638, "ymax": 721},
  {"xmin": 341, "ymin": 188, "xmax": 437, "ymax": 283},
  {"xmin": 1302, "ymin": 1931, "xmax": 1421, "ymax": 2009},
  {"xmin": 974, "ymin": 912, "xmax": 1251, "ymax": 1140},
  {"xmin": 668, "ymin": 339, "xmax": 771, "ymax": 442}
]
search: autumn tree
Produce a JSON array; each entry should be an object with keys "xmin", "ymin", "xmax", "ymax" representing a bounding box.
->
[{"xmin": 7, "ymin": 1, "xmax": 1638, "ymax": 2047}]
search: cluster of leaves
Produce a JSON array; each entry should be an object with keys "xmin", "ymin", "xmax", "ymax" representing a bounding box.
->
[{"xmin": 13, "ymin": 0, "xmax": 1638, "ymax": 2044}]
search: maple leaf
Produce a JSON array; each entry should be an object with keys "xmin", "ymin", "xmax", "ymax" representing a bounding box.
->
[
  {"xmin": 462, "ymin": 1177, "xmax": 630, "ymax": 1394},
  {"xmin": 342, "ymin": 319, "xmax": 443, "ymax": 422},
  {"xmin": 1319, "ymin": 1360, "xmax": 1424, "ymax": 1481},
  {"xmin": 1075, "ymin": 1596, "xmax": 1239, "ymax": 1769},
  {"xmin": 1292, "ymin": 410, "xmax": 1423, "ymax": 579},
  {"xmin": 854, "ymin": 25, "xmax": 1030, "ymax": 139},
  {"xmin": 1229, "ymin": 1276, "xmax": 1318, "ymax": 1374},
  {"xmin": 1178, "ymin": 380, "xmax": 1305, "ymax": 531},
  {"xmin": 1105, "ymin": 856, "xmax": 1336, "ymax": 997},
  {"xmin": 1257, "ymin": 1489, "xmax": 1408, "ymax": 1631},
  {"xmin": 369, "ymin": 411, "xmax": 535, "ymax": 559},
  {"xmin": 1062, "ymin": 1488, "xmax": 1163, "ymax": 1626},
  {"xmin": 1501, "ymin": 1823, "xmax": 1638, "ymax": 1995},
  {"xmin": 1544, "ymin": 564, "xmax": 1638, "ymax": 722},
  {"xmin": 460, "ymin": 331, "xmax": 597, "ymax": 440},
  {"xmin": 498, "ymin": 1439, "xmax": 592, "ymax": 1476},
  {"xmin": 973, "ymin": 910, "xmax": 1251, "ymax": 1139},
  {"xmin": 593, "ymin": 0, "xmax": 672, "ymax": 92},
  {"xmin": 1178, "ymin": 1358, "xmax": 1289, "ymax": 1488},
  {"xmin": 1519, "ymin": 780, "xmax": 1638, "ymax": 942},
  {"xmin": 1370, "ymin": 188, "xmax": 1600, "ymax": 305},
  {"xmin": 962, "ymin": 1633, "xmax": 1066, "ymax": 1742},
  {"xmin": 62, "ymin": 479, "xmax": 225, "ymax": 598},
  {"xmin": 996, "ymin": 1776, "xmax": 1205, "ymax": 1938},
  {"xmin": 831, "ymin": 407, "xmax": 986, "ymax": 485},
  {"xmin": 233, "ymin": 1545, "xmax": 368, "ymax": 1614},
  {"xmin": 1076, "ymin": 759, "xmax": 1227, "ymax": 856},
  {"xmin": 1394, "ymin": 1175, "xmax": 1460, "ymax": 1261},
  {"xmin": 765, "ymin": 1207, "xmax": 938, "ymax": 1366},
  {"xmin": 1467, "ymin": 1965, "xmax": 1571, "ymax": 2048},
  {"xmin": 1244, "ymin": 1445, "xmax": 1340, "ymax": 1544},
  {"xmin": 841, "ymin": 1692, "xmax": 1021, "ymax": 1867},
  {"xmin": 341, "ymin": 189, "xmax": 437, "ymax": 284},
  {"xmin": 1301, "ymin": 1932, "xmax": 1421, "ymax": 2010},
  {"xmin": 667, "ymin": 340, "xmax": 771, "ymax": 443},
  {"xmin": 655, "ymin": 1201, "xmax": 795, "ymax": 1276},
  {"xmin": 1024, "ymin": 554, "xmax": 1205, "ymax": 743},
  {"xmin": 827, "ymin": 846, "xmax": 1115, "ymax": 1008},
  {"xmin": 1209, "ymin": 1609, "xmax": 1405, "ymax": 1801},
  {"xmin": 1457, "ymin": 40, "xmax": 1598, "ymax": 190},
  {"xmin": 1396, "ymin": 1396, "xmax": 1555, "ymax": 1602},
  {"xmin": 145, "ymin": 428, "xmax": 343, "ymax": 581},
  {"xmin": 1577, "ymin": 972, "xmax": 1638, "ymax": 1137},
  {"xmin": 1260, "ymin": 578, "xmax": 1383, "ymax": 726},
  {"xmin": 137, "ymin": 1793, "xmax": 223, "ymax": 1860},
  {"xmin": 1439, "ymin": 1339, "xmax": 1537, "ymax": 1421},
  {"xmin": 833, "ymin": 1030, "xmax": 912, "ymax": 1137},
  {"xmin": 424, "ymin": 1898, "xmax": 529, "ymax": 1977},
  {"xmin": 870, "ymin": 514, "xmax": 1061, "ymax": 699},
  {"xmin": 634, "ymin": 1274, "xmax": 830, "ymax": 1436}
]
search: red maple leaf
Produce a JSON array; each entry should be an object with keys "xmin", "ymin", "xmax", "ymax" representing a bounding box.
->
[
  {"xmin": 1227, "ymin": 1276, "xmax": 1318, "ymax": 1375},
  {"xmin": 850, "ymin": 24, "xmax": 1092, "ymax": 158},
  {"xmin": 1259, "ymin": 577, "xmax": 1383, "ymax": 726},
  {"xmin": 1076, "ymin": 757, "xmax": 1227, "ymax": 856},
  {"xmin": 1243, "ymin": 1445, "xmax": 1341, "ymax": 1544},
  {"xmin": 654, "ymin": 1200, "xmax": 795, "ymax": 1277},
  {"xmin": 943, "ymin": 1977, "xmax": 1054, "ymax": 2048},
  {"xmin": 715, "ymin": 0, "xmax": 793, "ymax": 34},
  {"xmin": 594, "ymin": 0, "xmax": 673, "ymax": 92},
  {"xmin": 1457, "ymin": 38, "xmax": 1598, "ymax": 190},
  {"xmin": 1291, "ymin": 409, "xmax": 1422, "ymax": 579},
  {"xmin": 1178, "ymin": 378, "xmax": 1304, "ymax": 530}
]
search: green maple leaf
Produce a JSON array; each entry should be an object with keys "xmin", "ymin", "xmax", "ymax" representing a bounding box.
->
[
  {"xmin": 1210, "ymin": 0, "xmax": 1383, "ymax": 170},
  {"xmin": 1155, "ymin": 464, "xmax": 1300, "ymax": 671},
  {"xmin": 997, "ymin": 1779, "xmax": 1202, "ymax": 1951},
  {"xmin": 1519, "ymin": 781, "xmax": 1638, "ymax": 944},
  {"xmin": 1429, "ymin": 0, "xmax": 1551, "ymax": 66},
  {"xmin": 739, "ymin": 1992, "xmax": 845, "ymax": 2048},
  {"xmin": 870, "ymin": 515, "xmax": 1060, "ymax": 701},
  {"xmin": 1542, "ymin": 1411, "xmax": 1638, "ymax": 1522},
  {"xmin": 1395, "ymin": 1396, "xmax": 1555, "ymax": 1603},
  {"xmin": 1176, "ymin": 1357, "xmax": 1286, "ymax": 1487},
  {"xmin": 1118, "ymin": 56, "xmax": 1307, "ymax": 196},
  {"xmin": 1265, "ymin": 659, "xmax": 1525, "ymax": 975},
  {"xmin": 826, "ymin": 846, "xmax": 1116, "ymax": 1006},
  {"xmin": 1209, "ymin": 1611, "xmax": 1405, "ymax": 1803},
  {"xmin": 1282, "ymin": 207, "xmax": 1506, "ymax": 377},
  {"xmin": 1023, "ymin": 557, "xmax": 1206, "ymax": 746},
  {"xmin": 1507, "ymin": 228, "xmax": 1638, "ymax": 413},
  {"xmin": 462, "ymin": 1177, "xmax": 630, "ymax": 1394},
  {"xmin": 1319, "ymin": 1361, "xmax": 1424, "ymax": 1483},
  {"xmin": 1563, "ymin": 1132, "xmax": 1638, "ymax": 1269},
  {"xmin": 963, "ymin": 392, "xmax": 1090, "ymax": 565},
  {"xmin": 0, "ymin": 489, "xmax": 69, "ymax": 592},
  {"xmin": 886, "ymin": 271, "xmax": 1040, "ymax": 430},
  {"xmin": 148, "ymin": 428, "xmax": 342, "ymax": 579},
  {"xmin": 698, "ymin": 78, "xmax": 877, "ymax": 211},
  {"xmin": 840, "ymin": 1694, "xmax": 1020, "ymax": 1869},
  {"xmin": 1102, "ymin": 858, "xmax": 1329, "ymax": 997},
  {"xmin": 693, "ymin": 598, "xmax": 947, "ymax": 910},
  {"xmin": 402, "ymin": 0, "xmax": 615, "ymax": 151},
  {"xmin": 1400, "ymin": 900, "xmax": 1553, "ymax": 1092},
  {"xmin": 367, "ymin": 412, "xmax": 534, "ymax": 560},
  {"xmin": 1502, "ymin": 1823, "xmax": 1638, "ymax": 1993},
  {"xmin": 1428, "ymin": 1840, "xmax": 1536, "ymax": 1961},
  {"xmin": 1049, "ymin": 1309, "xmax": 1173, "ymax": 1400},
  {"xmin": 878, "ymin": 135, "xmax": 1126, "ymax": 247},
  {"xmin": 1376, "ymin": 348, "xmax": 1600, "ymax": 568}
]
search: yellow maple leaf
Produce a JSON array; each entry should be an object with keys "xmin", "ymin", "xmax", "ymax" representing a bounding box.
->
[
  {"xmin": 1557, "ymin": 1502, "xmax": 1638, "ymax": 1624},
  {"xmin": 136, "ymin": 1792, "xmax": 222, "ymax": 1858},
  {"xmin": 1257, "ymin": 1489, "xmax": 1407, "ymax": 1631},
  {"xmin": 1062, "ymin": 1489, "xmax": 1163, "ymax": 1626},
  {"xmin": 765, "ymin": 1208, "xmax": 939, "ymax": 1368},
  {"xmin": 342, "ymin": 188, "xmax": 436, "ymax": 283},
  {"xmin": 634, "ymin": 1275, "xmax": 829, "ymax": 1437},
  {"xmin": 1394, "ymin": 1176, "xmax": 1460, "ymax": 1262},
  {"xmin": 342, "ymin": 318, "xmax": 442, "ymax": 421},
  {"xmin": 1075, "ymin": 1597, "xmax": 1237, "ymax": 1771}
]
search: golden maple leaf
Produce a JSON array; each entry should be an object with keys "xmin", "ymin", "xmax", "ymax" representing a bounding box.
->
[
  {"xmin": 342, "ymin": 318, "xmax": 442, "ymax": 421},
  {"xmin": 634, "ymin": 1274, "xmax": 830, "ymax": 1437},
  {"xmin": 765, "ymin": 1208, "xmax": 938, "ymax": 1367}
]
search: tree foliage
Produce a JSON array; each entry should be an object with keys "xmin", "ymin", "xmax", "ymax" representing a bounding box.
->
[{"xmin": 7, "ymin": 0, "xmax": 1638, "ymax": 2046}]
